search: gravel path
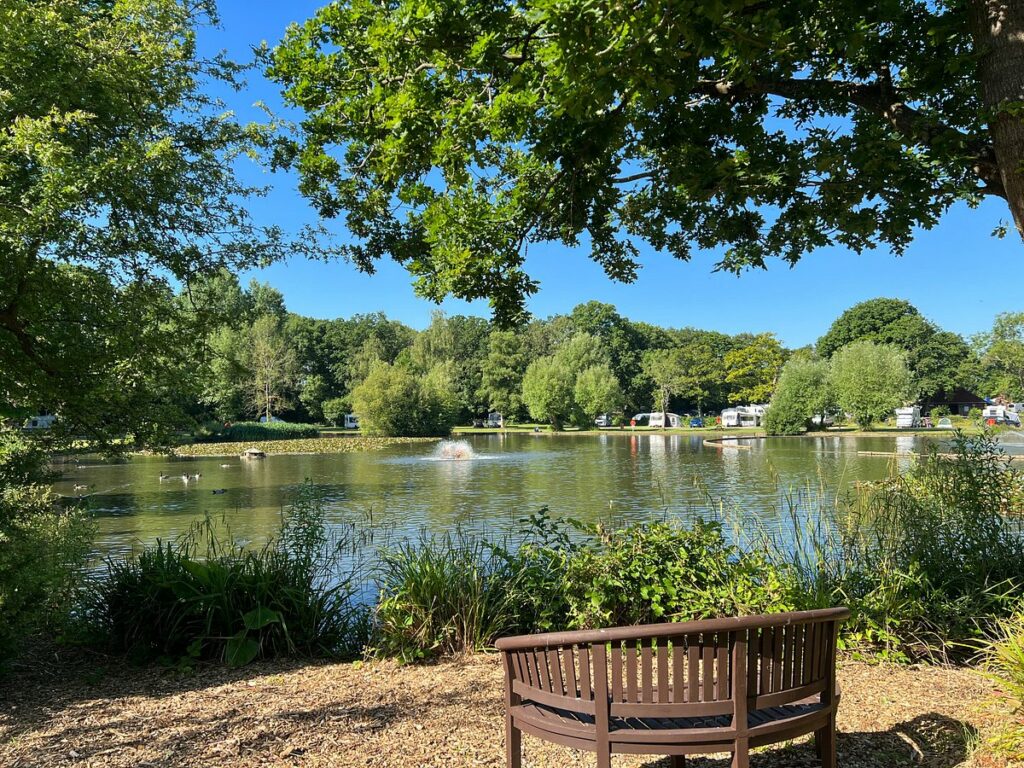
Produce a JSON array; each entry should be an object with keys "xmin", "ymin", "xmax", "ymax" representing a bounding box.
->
[{"xmin": 0, "ymin": 652, "xmax": 1009, "ymax": 767}]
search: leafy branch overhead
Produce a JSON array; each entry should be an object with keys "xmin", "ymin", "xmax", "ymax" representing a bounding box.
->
[{"xmin": 269, "ymin": 0, "xmax": 1024, "ymax": 322}]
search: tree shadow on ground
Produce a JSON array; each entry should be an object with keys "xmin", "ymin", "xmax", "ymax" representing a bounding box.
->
[{"xmin": 640, "ymin": 714, "xmax": 977, "ymax": 768}]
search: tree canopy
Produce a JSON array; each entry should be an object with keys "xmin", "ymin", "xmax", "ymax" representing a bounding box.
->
[
  {"xmin": 0, "ymin": 0, "xmax": 321, "ymax": 448},
  {"xmin": 270, "ymin": 0, "xmax": 1024, "ymax": 322}
]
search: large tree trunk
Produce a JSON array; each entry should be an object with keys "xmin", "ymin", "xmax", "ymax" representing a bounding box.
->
[{"xmin": 972, "ymin": 0, "xmax": 1024, "ymax": 236}]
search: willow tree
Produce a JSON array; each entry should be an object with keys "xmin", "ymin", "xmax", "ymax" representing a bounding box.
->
[
  {"xmin": 270, "ymin": 0, "xmax": 1024, "ymax": 323},
  {"xmin": 0, "ymin": 0, "xmax": 318, "ymax": 447}
]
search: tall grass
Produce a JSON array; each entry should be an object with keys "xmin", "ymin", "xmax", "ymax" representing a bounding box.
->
[
  {"xmin": 373, "ymin": 531, "xmax": 528, "ymax": 662},
  {"xmin": 85, "ymin": 485, "xmax": 366, "ymax": 665},
  {"xmin": 983, "ymin": 612, "xmax": 1024, "ymax": 760},
  {"xmin": 742, "ymin": 431, "xmax": 1024, "ymax": 660}
]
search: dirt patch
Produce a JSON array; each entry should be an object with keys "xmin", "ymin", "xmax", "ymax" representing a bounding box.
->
[{"xmin": 0, "ymin": 652, "xmax": 1009, "ymax": 767}]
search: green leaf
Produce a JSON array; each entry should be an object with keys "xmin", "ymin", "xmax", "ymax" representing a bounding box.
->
[
  {"xmin": 243, "ymin": 606, "xmax": 282, "ymax": 630},
  {"xmin": 225, "ymin": 633, "xmax": 260, "ymax": 667}
]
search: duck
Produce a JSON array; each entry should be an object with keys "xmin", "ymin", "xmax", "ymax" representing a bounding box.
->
[
  {"xmin": 220, "ymin": 463, "xmax": 232, "ymax": 468},
  {"xmin": 181, "ymin": 473, "xmax": 191, "ymax": 482},
  {"xmin": 73, "ymin": 483, "xmax": 91, "ymax": 492},
  {"xmin": 190, "ymin": 473, "xmax": 202, "ymax": 480},
  {"xmin": 211, "ymin": 488, "xmax": 227, "ymax": 495},
  {"xmin": 159, "ymin": 472, "xmax": 169, "ymax": 481}
]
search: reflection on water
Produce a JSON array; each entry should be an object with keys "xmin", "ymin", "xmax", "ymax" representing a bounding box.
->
[{"xmin": 54, "ymin": 433, "xmax": 937, "ymax": 562}]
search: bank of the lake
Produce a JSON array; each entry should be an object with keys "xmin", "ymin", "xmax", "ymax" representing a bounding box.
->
[{"xmin": 0, "ymin": 650, "xmax": 1005, "ymax": 768}]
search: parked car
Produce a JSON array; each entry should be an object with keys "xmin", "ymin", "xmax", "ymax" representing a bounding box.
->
[
  {"xmin": 594, "ymin": 413, "xmax": 613, "ymax": 427},
  {"xmin": 689, "ymin": 417, "xmax": 704, "ymax": 428}
]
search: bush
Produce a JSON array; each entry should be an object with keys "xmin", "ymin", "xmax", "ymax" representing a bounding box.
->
[
  {"xmin": 372, "ymin": 512, "xmax": 798, "ymax": 660},
  {"xmin": 200, "ymin": 421, "xmax": 320, "ymax": 442},
  {"xmin": 351, "ymin": 360, "xmax": 458, "ymax": 437},
  {"xmin": 322, "ymin": 397, "xmax": 349, "ymax": 427},
  {"xmin": 84, "ymin": 484, "xmax": 366, "ymax": 665},
  {"xmin": 983, "ymin": 612, "xmax": 1024, "ymax": 760},
  {"xmin": 373, "ymin": 530, "xmax": 530, "ymax": 662},
  {"xmin": 755, "ymin": 431, "xmax": 1024, "ymax": 660},
  {"xmin": 764, "ymin": 358, "xmax": 833, "ymax": 435},
  {"xmin": 560, "ymin": 519, "xmax": 797, "ymax": 628},
  {"xmin": 0, "ymin": 430, "xmax": 93, "ymax": 662},
  {"xmin": 928, "ymin": 404, "xmax": 950, "ymax": 418}
]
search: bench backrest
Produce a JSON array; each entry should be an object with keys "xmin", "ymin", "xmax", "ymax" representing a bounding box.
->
[{"xmin": 497, "ymin": 608, "xmax": 849, "ymax": 723}]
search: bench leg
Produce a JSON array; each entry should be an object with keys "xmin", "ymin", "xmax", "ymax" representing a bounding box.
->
[
  {"xmin": 670, "ymin": 756, "xmax": 686, "ymax": 768},
  {"xmin": 814, "ymin": 715, "xmax": 836, "ymax": 768},
  {"xmin": 732, "ymin": 738, "xmax": 749, "ymax": 768},
  {"xmin": 597, "ymin": 745, "xmax": 611, "ymax": 768},
  {"xmin": 506, "ymin": 719, "xmax": 521, "ymax": 768}
]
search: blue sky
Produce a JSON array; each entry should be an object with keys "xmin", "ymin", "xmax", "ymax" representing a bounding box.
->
[{"xmin": 201, "ymin": 1, "xmax": 1018, "ymax": 348}]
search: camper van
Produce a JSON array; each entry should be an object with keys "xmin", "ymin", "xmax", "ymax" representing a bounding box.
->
[
  {"xmin": 343, "ymin": 414, "xmax": 360, "ymax": 430},
  {"xmin": 983, "ymin": 405, "xmax": 1021, "ymax": 426},
  {"xmin": 721, "ymin": 408, "xmax": 741, "ymax": 428},
  {"xmin": 895, "ymin": 406, "xmax": 921, "ymax": 429}
]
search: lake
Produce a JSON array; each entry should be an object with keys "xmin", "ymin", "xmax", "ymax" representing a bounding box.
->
[{"xmin": 55, "ymin": 432, "xmax": 933, "ymax": 562}]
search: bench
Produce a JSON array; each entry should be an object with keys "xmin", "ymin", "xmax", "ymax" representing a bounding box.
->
[{"xmin": 496, "ymin": 607, "xmax": 849, "ymax": 768}]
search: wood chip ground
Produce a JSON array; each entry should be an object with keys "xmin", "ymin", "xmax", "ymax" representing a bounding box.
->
[{"xmin": 0, "ymin": 652, "xmax": 1014, "ymax": 767}]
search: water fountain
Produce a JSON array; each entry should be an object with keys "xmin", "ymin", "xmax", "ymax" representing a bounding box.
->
[{"xmin": 430, "ymin": 439, "xmax": 477, "ymax": 460}]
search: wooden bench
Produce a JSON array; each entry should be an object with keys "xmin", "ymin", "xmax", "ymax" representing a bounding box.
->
[{"xmin": 496, "ymin": 607, "xmax": 849, "ymax": 768}]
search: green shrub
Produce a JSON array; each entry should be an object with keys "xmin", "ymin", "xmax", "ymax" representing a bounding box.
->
[
  {"xmin": 0, "ymin": 430, "xmax": 93, "ymax": 662},
  {"xmin": 764, "ymin": 358, "xmax": 833, "ymax": 435},
  {"xmin": 351, "ymin": 360, "xmax": 458, "ymax": 437},
  {"xmin": 85, "ymin": 484, "xmax": 366, "ymax": 665},
  {"xmin": 561, "ymin": 519, "xmax": 797, "ymax": 628},
  {"xmin": 982, "ymin": 612, "xmax": 1024, "ymax": 760},
  {"xmin": 200, "ymin": 421, "xmax": 320, "ymax": 442},
  {"xmin": 373, "ymin": 530, "xmax": 527, "ymax": 661},
  {"xmin": 322, "ymin": 397, "xmax": 349, "ymax": 427},
  {"xmin": 752, "ymin": 431, "xmax": 1024, "ymax": 660},
  {"xmin": 928, "ymin": 405, "xmax": 950, "ymax": 418}
]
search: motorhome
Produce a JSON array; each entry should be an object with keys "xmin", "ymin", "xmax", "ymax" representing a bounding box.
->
[
  {"xmin": 895, "ymin": 406, "xmax": 921, "ymax": 429},
  {"xmin": 721, "ymin": 408, "xmax": 741, "ymax": 428},
  {"xmin": 983, "ymin": 405, "xmax": 1022, "ymax": 426},
  {"xmin": 486, "ymin": 412, "xmax": 503, "ymax": 428},
  {"xmin": 343, "ymin": 414, "xmax": 360, "ymax": 430}
]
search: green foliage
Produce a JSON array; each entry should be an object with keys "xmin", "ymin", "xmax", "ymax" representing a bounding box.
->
[
  {"xmin": 373, "ymin": 531, "xmax": 528, "ymax": 662},
  {"xmin": 830, "ymin": 340, "xmax": 914, "ymax": 428},
  {"xmin": 478, "ymin": 330, "xmax": 528, "ymax": 421},
  {"xmin": 268, "ymin": 0, "xmax": 1022, "ymax": 322},
  {"xmin": 754, "ymin": 431, "xmax": 1024, "ymax": 660},
  {"xmin": 321, "ymin": 397, "xmax": 350, "ymax": 427},
  {"xmin": 817, "ymin": 299, "xmax": 973, "ymax": 401},
  {"xmin": 561, "ymin": 520, "xmax": 797, "ymax": 629},
  {"xmin": 974, "ymin": 312, "xmax": 1024, "ymax": 400},
  {"xmin": 764, "ymin": 358, "xmax": 833, "ymax": 435},
  {"xmin": 1, "ymin": 0, "xmax": 315, "ymax": 449},
  {"xmin": 520, "ymin": 333, "xmax": 619, "ymax": 428},
  {"xmin": 201, "ymin": 421, "xmax": 320, "ymax": 443},
  {"xmin": 724, "ymin": 333, "xmax": 786, "ymax": 404},
  {"xmin": 642, "ymin": 341, "xmax": 722, "ymax": 416},
  {"xmin": 0, "ymin": 431, "xmax": 93, "ymax": 661},
  {"xmin": 982, "ymin": 612, "xmax": 1024, "ymax": 760},
  {"xmin": 350, "ymin": 360, "xmax": 458, "ymax": 437},
  {"xmin": 573, "ymin": 364, "xmax": 624, "ymax": 425},
  {"xmin": 85, "ymin": 485, "xmax": 366, "ymax": 665},
  {"xmin": 248, "ymin": 315, "xmax": 299, "ymax": 422},
  {"xmin": 521, "ymin": 356, "xmax": 574, "ymax": 428}
]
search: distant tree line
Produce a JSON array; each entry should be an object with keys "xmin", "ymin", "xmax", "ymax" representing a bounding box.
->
[{"xmin": 176, "ymin": 280, "xmax": 1024, "ymax": 436}]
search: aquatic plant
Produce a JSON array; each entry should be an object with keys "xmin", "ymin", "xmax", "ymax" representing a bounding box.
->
[{"xmin": 85, "ymin": 484, "xmax": 367, "ymax": 666}]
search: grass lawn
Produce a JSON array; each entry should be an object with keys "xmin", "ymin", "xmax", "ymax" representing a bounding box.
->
[{"xmin": 0, "ymin": 651, "xmax": 1008, "ymax": 768}]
